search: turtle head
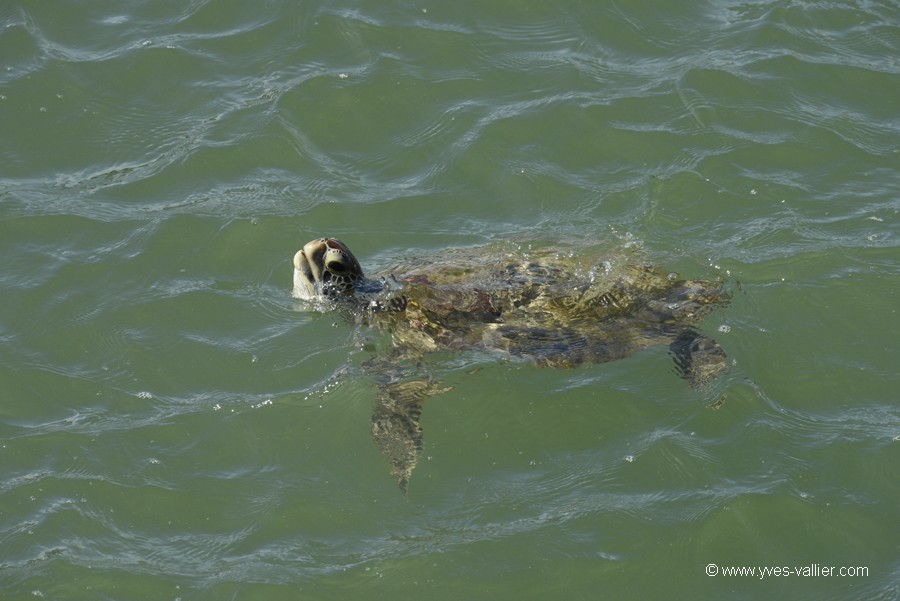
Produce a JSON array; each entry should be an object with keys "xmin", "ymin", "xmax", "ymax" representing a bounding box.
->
[{"xmin": 292, "ymin": 238, "xmax": 364, "ymax": 300}]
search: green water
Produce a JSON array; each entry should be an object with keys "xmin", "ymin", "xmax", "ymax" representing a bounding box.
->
[{"xmin": 2, "ymin": 1, "xmax": 898, "ymax": 599}]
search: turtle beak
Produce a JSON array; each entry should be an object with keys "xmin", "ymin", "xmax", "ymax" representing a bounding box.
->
[{"xmin": 292, "ymin": 247, "xmax": 319, "ymax": 299}]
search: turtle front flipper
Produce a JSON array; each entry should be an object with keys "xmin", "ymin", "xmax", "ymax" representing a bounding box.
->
[
  {"xmin": 371, "ymin": 378, "xmax": 450, "ymax": 495},
  {"xmin": 669, "ymin": 329, "xmax": 728, "ymax": 388}
]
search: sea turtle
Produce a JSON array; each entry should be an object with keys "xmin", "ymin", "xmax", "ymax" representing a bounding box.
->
[{"xmin": 293, "ymin": 237, "xmax": 730, "ymax": 493}]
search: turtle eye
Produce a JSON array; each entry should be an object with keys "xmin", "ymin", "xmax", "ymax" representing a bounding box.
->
[{"xmin": 326, "ymin": 260, "xmax": 348, "ymax": 274}]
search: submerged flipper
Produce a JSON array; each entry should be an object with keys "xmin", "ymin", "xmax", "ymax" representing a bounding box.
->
[
  {"xmin": 371, "ymin": 379, "xmax": 450, "ymax": 495},
  {"xmin": 669, "ymin": 329, "xmax": 728, "ymax": 388}
]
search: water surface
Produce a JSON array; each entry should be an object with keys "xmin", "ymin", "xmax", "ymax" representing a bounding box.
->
[{"xmin": 1, "ymin": 1, "xmax": 898, "ymax": 599}]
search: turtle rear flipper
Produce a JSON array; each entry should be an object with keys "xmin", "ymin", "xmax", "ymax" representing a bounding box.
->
[{"xmin": 669, "ymin": 329, "xmax": 727, "ymax": 388}]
